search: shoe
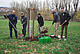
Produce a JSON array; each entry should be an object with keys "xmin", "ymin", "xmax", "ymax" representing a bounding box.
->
[
  {"xmin": 54, "ymin": 36, "xmax": 58, "ymax": 39},
  {"xmin": 16, "ymin": 37, "xmax": 18, "ymax": 39},
  {"xmin": 10, "ymin": 37, "xmax": 12, "ymax": 39},
  {"xmin": 59, "ymin": 38, "xmax": 62, "ymax": 40},
  {"xmin": 64, "ymin": 38, "xmax": 67, "ymax": 41}
]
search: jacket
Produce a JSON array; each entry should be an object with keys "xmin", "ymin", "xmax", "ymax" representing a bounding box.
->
[
  {"xmin": 52, "ymin": 12, "xmax": 60, "ymax": 24},
  {"xmin": 21, "ymin": 15, "xmax": 27, "ymax": 26},
  {"xmin": 37, "ymin": 16, "xmax": 44, "ymax": 27},
  {"xmin": 60, "ymin": 12, "xmax": 71, "ymax": 26},
  {"xmin": 4, "ymin": 14, "xmax": 17, "ymax": 27}
]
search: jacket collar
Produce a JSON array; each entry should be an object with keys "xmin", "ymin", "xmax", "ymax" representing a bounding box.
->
[{"xmin": 53, "ymin": 11, "xmax": 56, "ymax": 14}]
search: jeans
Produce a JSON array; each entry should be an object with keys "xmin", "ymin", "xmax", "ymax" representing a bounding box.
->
[
  {"xmin": 54, "ymin": 22, "xmax": 60, "ymax": 37},
  {"xmin": 61, "ymin": 25, "xmax": 68, "ymax": 39},
  {"xmin": 9, "ymin": 25, "xmax": 17, "ymax": 38},
  {"xmin": 22, "ymin": 26, "xmax": 26, "ymax": 37}
]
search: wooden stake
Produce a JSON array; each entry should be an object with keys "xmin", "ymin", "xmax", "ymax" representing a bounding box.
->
[
  {"xmin": 27, "ymin": 8, "xmax": 30, "ymax": 37},
  {"xmin": 32, "ymin": 8, "xmax": 35, "ymax": 39}
]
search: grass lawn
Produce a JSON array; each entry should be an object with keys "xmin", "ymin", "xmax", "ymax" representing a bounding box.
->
[
  {"xmin": 0, "ymin": 19, "xmax": 80, "ymax": 54},
  {"xmin": 0, "ymin": 16, "xmax": 4, "ymax": 18}
]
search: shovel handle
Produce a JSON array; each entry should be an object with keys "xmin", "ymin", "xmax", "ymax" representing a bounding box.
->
[
  {"xmin": 48, "ymin": 25, "xmax": 53, "ymax": 31},
  {"xmin": 52, "ymin": 21, "xmax": 66, "ymax": 34}
]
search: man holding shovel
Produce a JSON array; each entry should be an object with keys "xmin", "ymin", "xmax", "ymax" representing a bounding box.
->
[
  {"xmin": 20, "ymin": 12, "xmax": 27, "ymax": 38},
  {"xmin": 37, "ymin": 13, "xmax": 44, "ymax": 34},
  {"xmin": 4, "ymin": 10, "xmax": 18, "ymax": 39},
  {"xmin": 51, "ymin": 9, "xmax": 60, "ymax": 38},
  {"xmin": 59, "ymin": 8, "xmax": 71, "ymax": 40}
]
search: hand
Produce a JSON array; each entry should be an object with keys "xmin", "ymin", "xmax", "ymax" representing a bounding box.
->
[
  {"xmin": 60, "ymin": 25, "xmax": 62, "ymax": 27},
  {"xmin": 21, "ymin": 24, "xmax": 23, "ymax": 26},
  {"xmin": 65, "ymin": 20, "xmax": 67, "ymax": 22},
  {"xmin": 47, "ymin": 30, "xmax": 48, "ymax": 32},
  {"xmin": 4, "ymin": 14, "xmax": 6, "ymax": 15}
]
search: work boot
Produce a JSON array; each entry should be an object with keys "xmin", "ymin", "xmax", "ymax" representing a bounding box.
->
[
  {"xmin": 10, "ymin": 37, "xmax": 12, "ymax": 39},
  {"xmin": 16, "ymin": 37, "xmax": 18, "ymax": 39},
  {"xmin": 64, "ymin": 38, "xmax": 67, "ymax": 41},
  {"xmin": 59, "ymin": 38, "xmax": 62, "ymax": 41},
  {"xmin": 54, "ymin": 35, "xmax": 58, "ymax": 39}
]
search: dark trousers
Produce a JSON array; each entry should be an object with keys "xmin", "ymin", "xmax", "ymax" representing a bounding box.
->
[
  {"xmin": 61, "ymin": 25, "xmax": 68, "ymax": 39},
  {"xmin": 22, "ymin": 25, "xmax": 26, "ymax": 37},
  {"xmin": 9, "ymin": 25, "xmax": 17, "ymax": 38}
]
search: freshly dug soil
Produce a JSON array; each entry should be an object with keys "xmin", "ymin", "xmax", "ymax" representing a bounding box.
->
[
  {"xmin": 23, "ymin": 37, "xmax": 31, "ymax": 41},
  {"xmin": 30, "ymin": 36, "xmax": 39, "ymax": 41},
  {"xmin": 40, "ymin": 30, "xmax": 48, "ymax": 34},
  {"xmin": 23, "ymin": 35, "xmax": 58, "ymax": 41}
]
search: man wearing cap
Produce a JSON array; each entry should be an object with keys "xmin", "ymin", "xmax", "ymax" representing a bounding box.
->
[
  {"xmin": 20, "ymin": 12, "xmax": 27, "ymax": 38},
  {"xmin": 59, "ymin": 8, "xmax": 71, "ymax": 40},
  {"xmin": 4, "ymin": 10, "xmax": 18, "ymax": 39},
  {"xmin": 51, "ymin": 9, "xmax": 60, "ymax": 38}
]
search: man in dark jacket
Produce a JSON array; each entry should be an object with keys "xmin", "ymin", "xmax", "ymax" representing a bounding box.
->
[
  {"xmin": 51, "ymin": 9, "xmax": 60, "ymax": 38},
  {"xmin": 59, "ymin": 8, "xmax": 71, "ymax": 40},
  {"xmin": 37, "ymin": 13, "xmax": 44, "ymax": 34},
  {"xmin": 4, "ymin": 10, "xmax": 18, "ymax": 39},
  {"xmin": 20, "ymin": 12, "xmax": 27, "ymax": 37}
]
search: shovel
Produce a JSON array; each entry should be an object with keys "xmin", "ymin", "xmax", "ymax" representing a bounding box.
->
[
  {"xmin": 9, "ymin": 19, "xmax": 24, "ymax": 37},
  {"xmin": 48, "ymin": 21, "xmax": 66, "ymax": 38}
]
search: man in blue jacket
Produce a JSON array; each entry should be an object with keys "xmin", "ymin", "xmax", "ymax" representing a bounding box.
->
[{"xmin": 4, "ymin": 10, "xmax": 18, "ymax": 39}]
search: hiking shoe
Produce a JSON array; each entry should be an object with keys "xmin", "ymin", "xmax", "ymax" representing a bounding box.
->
[
  {"xmin": 64, "ymin": 38, "xmax": 67, "ymax": 41},
  {"xmin": 16, "ymin": 37, "xmax": 18, "ymax": 39},
  {"xmin": 54, "ymin": 36, "xmax": 58, "ymax": 39},
  {"xmin": 10, "ymin": 37, "xmax": 12, "ymax": 39}
]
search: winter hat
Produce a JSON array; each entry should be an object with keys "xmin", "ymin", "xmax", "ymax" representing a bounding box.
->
[
  {"xmin": 38, "ymin": 13, "xmax": 41, "ymax": 15},
  {"xmin": 51, "ymin": 9, "xmax": 55, "ymax": 12},
  {"xmin": 21, "ymin": 12, "xmax": 24, "ymax": 14}
]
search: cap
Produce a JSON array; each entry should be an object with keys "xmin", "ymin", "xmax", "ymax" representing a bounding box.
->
[
  {"xmin": 51, "ymin": 9, "xmax": 55, "ymax": 12},
  {"xmin": 21, "ymin": 12, "xmax": 24, "ymax": 14}
]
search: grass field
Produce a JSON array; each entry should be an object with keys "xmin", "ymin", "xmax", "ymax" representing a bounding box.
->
[
  {"xmin": 0, "ymin": 16, "xmax": 4, "ymax": 18},
  {"xmin": 0, "ymin": 19, "xmax": 80, "ymax": 54}
]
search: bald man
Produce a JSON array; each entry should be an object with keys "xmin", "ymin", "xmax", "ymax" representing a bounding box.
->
[{"xmin": 4, "ymin": 10, "xmax": 18, "ymax": 39}]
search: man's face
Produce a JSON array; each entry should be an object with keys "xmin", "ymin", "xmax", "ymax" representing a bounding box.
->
[
  {"xmin": 12, "ymin": 11, "xmax": 15, "ymax": 14},
  {"xmin": 61, "ymin": 9, "xmax": 64, "ymax": 13},
  {"xmin": 21, "ymin": 14, "xmax": 24, "ymax": 16},
  {"xmin": 51, "ymin": 11, "xmax": 54, "ymax": 14},
  {"xmin": 38, "ymin": 15, "xmax": 40, "ymax": 17}
]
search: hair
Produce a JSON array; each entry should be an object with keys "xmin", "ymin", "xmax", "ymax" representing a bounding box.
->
[{"xmin": 61, "ymin": 7, "xmax": 64, "ymax": 9}]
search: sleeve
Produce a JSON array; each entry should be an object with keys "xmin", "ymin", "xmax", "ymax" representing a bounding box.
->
[
  {"xmin": 23, "ymin": 17, "xmax": 27, "ymax": 25},
  {"xmin": 37, "ymin": 18, "xmax": 39, "ymax": 23},
  {"xmin": 60, "ymin": 15, "xmax": 62, "ymax": 25},
  {"xmin": 41, "ymin": 17, "xmax": 43, "ymax": 23},
  {"xmin": 67, "ymin": 13, "xmax": 71, "ymax": 21},
  {"xmin": 4, "ymin": 15, "xmax": 9, "ymax": 19},
  {"xmin": 52, "ymin": 14, "xmax": 57, "ymax": 24},
  {"xmin": 15, "ymin": 16, "xmax": 17, "ymax": 24},
  {"xmin": 20, "ymin": 18, "xmax": 22, "ymax": 24}
]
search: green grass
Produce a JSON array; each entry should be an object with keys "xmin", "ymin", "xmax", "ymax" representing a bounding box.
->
[
  {"xmin": 0, "ymin": 19, "xmax": 80, "ymax": 54},
  {"xmin": 0, "ymin": 16, "xmax": 4, "ymax": 18}
]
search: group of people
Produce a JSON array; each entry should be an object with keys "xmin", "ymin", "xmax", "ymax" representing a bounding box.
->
[
  {"xmin": 37, "ymin": 8, "xmax": 71, "ymax": 40},
  {"xmin": 4, "ymin": 8, "xmax": 71, "ymax": 40},
  {"xmin": 4, "ymin": 10, "xmax": 27, "ymax": 39}
]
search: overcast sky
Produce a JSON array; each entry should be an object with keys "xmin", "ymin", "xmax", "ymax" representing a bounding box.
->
[
  {"xmin": 0, "ymin": 0, "xmax": 80, "ymax": 8},
  {"xmin": 0, "ymin": 0, "xmax": 46, "ymax": 7}
]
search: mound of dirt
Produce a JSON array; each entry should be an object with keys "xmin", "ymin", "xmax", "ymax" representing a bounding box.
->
[
  {"xmin": 23, "ymin": 37, "xmax": 31, "ymax": 41},
  {"xmin": 30, "ymin": 36, "xmax": 39, "ymax": 41},
  {"xmin": 40, "ymin": 30, "xmax": 48, "ymax": 34}
]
